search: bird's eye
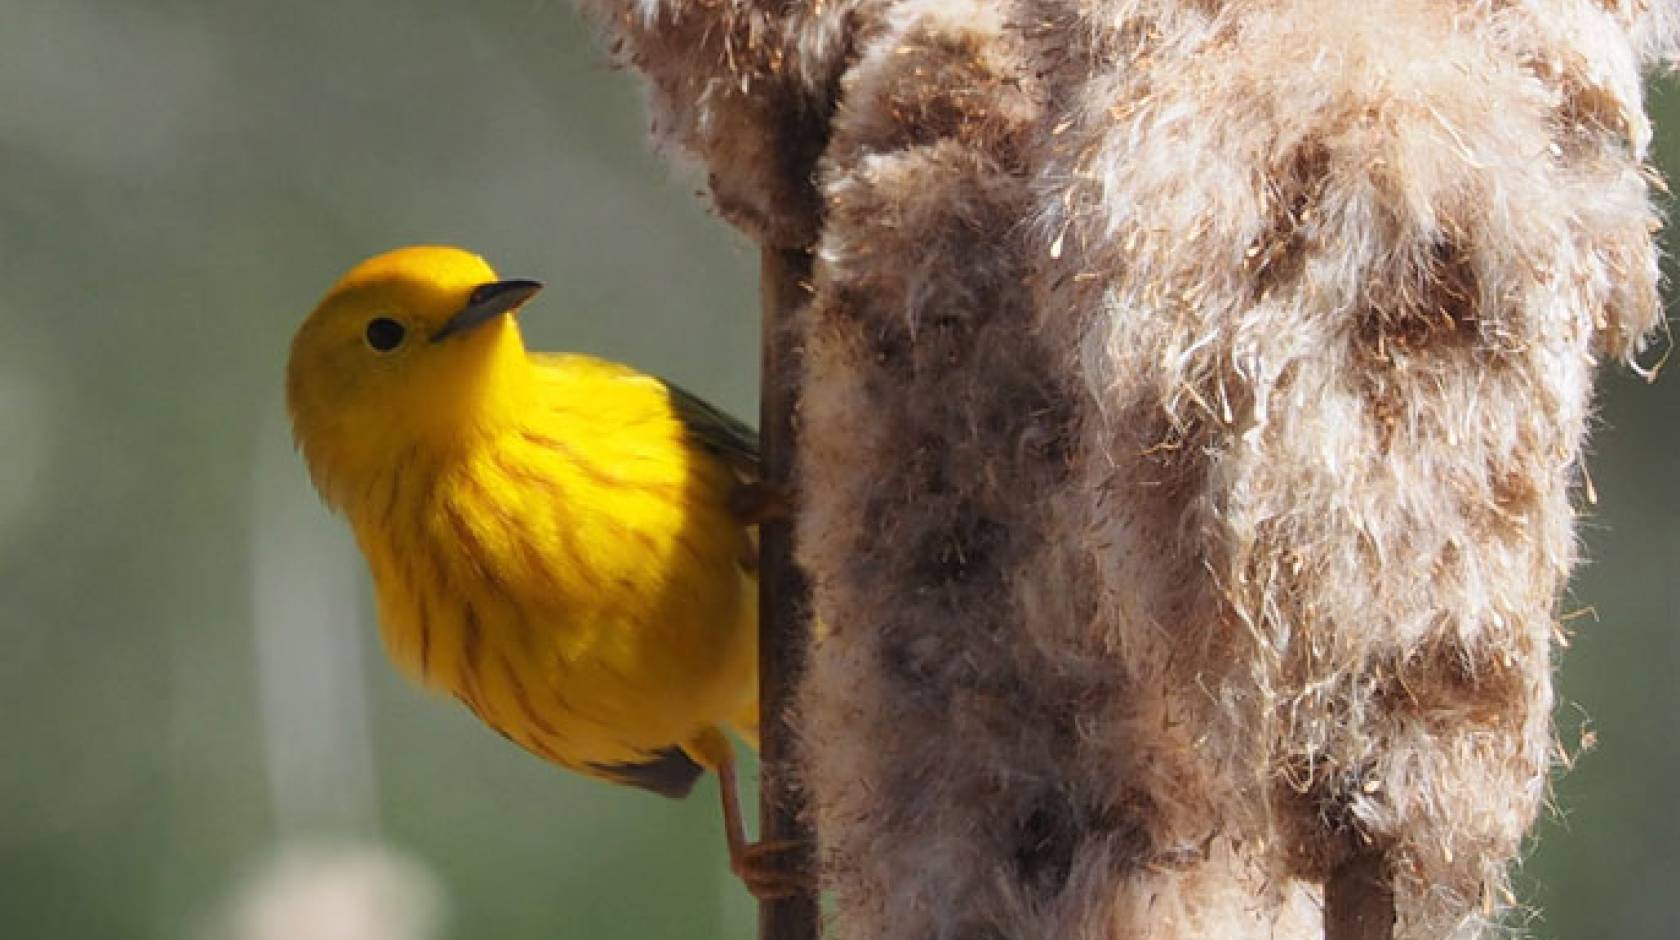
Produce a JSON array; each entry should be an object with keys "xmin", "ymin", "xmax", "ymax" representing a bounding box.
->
[{"xmin": 364, "ymin": 317, "xmax": 406, "ymax": 352}]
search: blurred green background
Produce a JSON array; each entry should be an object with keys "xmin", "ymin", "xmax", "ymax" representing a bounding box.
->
[{"xmin": 0, "ymin": 2, "xmax": 1672, "ymax": 937}]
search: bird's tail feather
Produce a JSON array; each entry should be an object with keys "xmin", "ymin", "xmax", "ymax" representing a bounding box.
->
[{"xmin": 587, "ymin": 748, "xmax": 704, "ymax": 799}]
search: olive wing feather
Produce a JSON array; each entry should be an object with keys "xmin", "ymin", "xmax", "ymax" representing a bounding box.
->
[{"xmin": 661, "ymin": 379, "xmax": 761, "ymax": 477}]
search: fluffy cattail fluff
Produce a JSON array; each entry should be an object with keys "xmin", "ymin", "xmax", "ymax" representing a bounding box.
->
[{"xmin": 574, "ymin": 0, "xmax": 1677, "ymax": 936}]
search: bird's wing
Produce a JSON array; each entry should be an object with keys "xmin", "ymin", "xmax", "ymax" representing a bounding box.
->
[{"xmin": 661, "ymin": 379, "xmax": 761, "ymax": 479}]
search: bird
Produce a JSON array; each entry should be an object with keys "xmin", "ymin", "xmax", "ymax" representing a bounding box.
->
[{"xmin": 286, "ymin": 245, "xmax": 796, "ymax": 896}]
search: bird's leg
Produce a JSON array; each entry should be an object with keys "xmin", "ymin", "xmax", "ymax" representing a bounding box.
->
[
  {"xmin": 716, "ymin": 756, "xmax": 812, "ymax": 900},
  {"xmin": 728, "ymin": 481, "xmax": 795, "ymax": 526}
]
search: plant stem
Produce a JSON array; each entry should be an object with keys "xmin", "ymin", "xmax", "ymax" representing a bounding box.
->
[
  {"xmin": 1325, "ymin": 850, "xmax": 1395, "ymax": 940},
  {"xmin": 758, "ymin": 245, "xmax": 819, "ymax": 940}
]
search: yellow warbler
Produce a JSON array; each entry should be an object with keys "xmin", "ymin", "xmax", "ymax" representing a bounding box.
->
[{"xmin": 286, "ymin": 245, "xmax": 790, "ymax": 894}]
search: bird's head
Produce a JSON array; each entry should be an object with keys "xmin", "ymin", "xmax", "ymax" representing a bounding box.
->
[{"xmin": 286, "ymin": 245, "xmax": 543, "ymax": 509}]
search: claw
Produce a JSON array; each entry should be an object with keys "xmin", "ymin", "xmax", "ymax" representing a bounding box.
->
[
  {"xmin": 732, "ymin": 839, "xmax": 812, "ymax": 900},
  {"xmin": 729, "ymin": 482, "xmax": 795, "ymax": 525}
]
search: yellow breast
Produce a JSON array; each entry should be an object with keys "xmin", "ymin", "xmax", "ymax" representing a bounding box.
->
[{"xmin": 348, "ymin": 354, "xmax": 758, "ymax": 773}]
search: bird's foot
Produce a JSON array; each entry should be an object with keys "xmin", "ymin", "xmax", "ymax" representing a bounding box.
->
[
  {"xmin": 730, "ymin": 838, "xmax": 813, "ymax": 901},
  {"xmin": 729, "ymin": 482, "xmax": 795, "ymax": 526},
  {"xmin": 713, "ymin": 749, "xmax": 813, "ymax": 901}
]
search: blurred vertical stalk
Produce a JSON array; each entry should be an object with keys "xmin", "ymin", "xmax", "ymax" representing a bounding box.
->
[
  {"xmin": 757, "ymin": 245, "xmax": 818, "ymax": 940},
  {"xmin": 250, "ymin": 414, "xmax": 380, "ymax": 836}
]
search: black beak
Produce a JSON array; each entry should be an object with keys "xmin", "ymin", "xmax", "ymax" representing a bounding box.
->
[{"xmin": 432, "ymin": 279, "xmax": 543, "ymax": 342}]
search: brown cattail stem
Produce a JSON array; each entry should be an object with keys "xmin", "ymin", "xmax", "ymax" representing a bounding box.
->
[
  {"xmin": 1325, "ymin": 851, "xmax": 1395, "ymax": 940},
  {"xmin": 757, "ymin": 245, "xmax": 819, "ymax": 940}
]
